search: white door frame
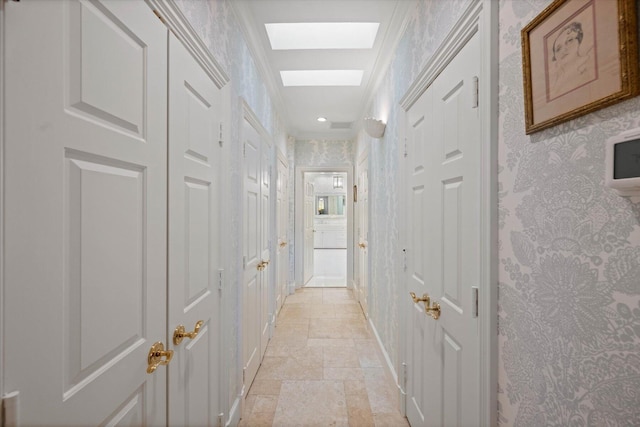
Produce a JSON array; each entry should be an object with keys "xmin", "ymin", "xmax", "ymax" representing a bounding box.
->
[
  {"xmin": 294, "ymin": 166, "xmax": 354, "ymax": 289},
  {"xmin": 397, "ymin": 0, "xmax": 498, "ymax": 425},
  {"xmin": 0, "ymin": 0, "xmax": 6, "ymax": 404}
]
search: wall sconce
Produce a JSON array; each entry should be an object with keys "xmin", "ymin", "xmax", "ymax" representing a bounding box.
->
[
  {"xmin": 333, "ymin": 176, "xmax": 344, "ymax": 189},
  {"xmin": 363, "ymin": 117, "xmax": 386, "ymax": 139}
]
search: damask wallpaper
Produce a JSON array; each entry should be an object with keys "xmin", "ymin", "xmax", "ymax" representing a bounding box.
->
[{"xmin": 497, "ymin": 0, "xmax": 640, "ymax": 425}]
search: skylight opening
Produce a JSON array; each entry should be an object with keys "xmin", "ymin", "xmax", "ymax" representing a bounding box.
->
[
  {"xmin": 280, "ymin": 70, "xmax": 364, "ymax": 87},
  {"xmin": 265, "ymin": 22, "xmax": 380, "ymax": 50}
]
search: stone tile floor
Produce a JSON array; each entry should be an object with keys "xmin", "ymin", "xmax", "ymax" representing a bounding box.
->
[{"xmin": 239, "ymin": 287, "xmax": 409, "ymax": 427}]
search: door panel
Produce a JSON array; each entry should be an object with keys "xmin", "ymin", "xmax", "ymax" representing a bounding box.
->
[
  {"xmin": 357, "ymin": 153, "xmax": 369, "ymax": 315},
  {"xmin": 405, "ymin": 31, "xmax": 481, "ymax": 427},
  {"xmin": 168, "ymin": 33, "xmax": 221, "ymax": 426},
  {"xmin": 260, "ymin": 143, "xmax": 271, "ymax": 358},
  {"xmin": 243, "ymin": 118, "xmax": 264, "ymax": 391},
  {"xmin": 4, "ymin": 1, "xmax": 167, "ymax": 425},
  {"xmin": 303, "ymin": 180, "xmax": 315, "ymax": 284},
  {"xmin": 275, "ymin": 152, "xmax": 289, "ymax": 313}
]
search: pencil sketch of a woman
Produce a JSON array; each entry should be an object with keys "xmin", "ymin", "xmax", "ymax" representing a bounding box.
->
[{"xmin": 548, "ymin": 21, "xmax": 596, "ymax": 100}]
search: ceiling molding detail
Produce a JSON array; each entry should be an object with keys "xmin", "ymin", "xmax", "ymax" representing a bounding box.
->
[
  {"xmin": 147, "ymin": 0, "xmax": 230, "ymax": 88},
  {"xmin": 230, "ymin": 0, "xmax": 291, "ymax": 132}
]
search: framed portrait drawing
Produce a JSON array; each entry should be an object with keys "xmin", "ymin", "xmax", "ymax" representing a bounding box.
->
[{"xmin": 522, "ymin": 0, "xmax": 639, "ymax": 134}]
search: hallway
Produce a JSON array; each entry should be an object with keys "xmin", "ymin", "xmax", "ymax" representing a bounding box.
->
[{"xmin": 239, "ymin": 288, "xmax": 408, "ymax": 426}]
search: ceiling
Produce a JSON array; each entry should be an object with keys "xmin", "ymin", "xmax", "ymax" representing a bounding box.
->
[{"xmin": 231, "ymin": 0, "xmax": 413, "ymax": 140}]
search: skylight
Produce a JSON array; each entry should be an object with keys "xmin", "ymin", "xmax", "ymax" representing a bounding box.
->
[
  {"xmin": 280, "ymin": 70, "xmax": 364, "ymax": 87},
  {"xmin": 265, "ymin": 22, "xmax": 380, "ymax": 50}
]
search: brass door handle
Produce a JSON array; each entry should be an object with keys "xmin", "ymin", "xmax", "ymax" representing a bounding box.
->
[
  {"xmin": 257, "ymin": 262, "xmax": 265, "ymax": 271},
  {"xmin": 147, "ymin": 341, "xmax": 173, "ymax": 374},
  {"xmin": 426, "ymin": 302, "xmax": 441, "ymax": 320},
  {"xmin": 173, "ymin": 320, "xmax": 204, "ymax": 345},
  {"xmin": 409, "ymin": 292, "xmax": 441, "ymax": 320},
  {"xmin": 410, "ymin": 291, "xmax": 429, "ymax": 304}
]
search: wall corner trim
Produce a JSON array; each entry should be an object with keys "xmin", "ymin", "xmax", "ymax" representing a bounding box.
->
[{"xmin": 146, "ymin": 0, "xmax": 230, "ymax": 88}]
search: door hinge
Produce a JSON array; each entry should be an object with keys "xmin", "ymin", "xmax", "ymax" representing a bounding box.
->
[
  {"xmin": 2, "ymin": 391, "xmax": 20, "ymax": 427},
  {"xmin": 472, "ymin": 76, "xmax": 479, "ymax": 108},
  {"xmin": 218, "ymin": 413, "xmax": 224, "ymax": 427},
  {"xmin": 243, "ymin": 142, "xmax": 246, "ymax": 158},
  {"xmin": 218, "ymin": 123, "xmax": 224, "ymax": 147},
  {"xmin": 402, "ymin": 248, "xmax": 407, "ymax": 272},
  {"xmin": 218, "ymin": 269, "xmax": 224, "ymax": 291},
  {"xmin": 472, "ymin": 286, "xmax": 479, "ymax": 318},
  {"xmin": 242, "ymin": 256, "xmax": 246, "ymax": 270},
  {"xmin": 404, "ymin": 138, "xmax": 408, "ymax": 158},
  {"xmin": 401, "ymin": 363, "xmax": 408, "ymax": 395}
]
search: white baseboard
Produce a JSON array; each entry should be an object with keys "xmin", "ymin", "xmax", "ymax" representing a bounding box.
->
[
  {"xmin": 368, "ymin": 318, "xmax": 401, "ymax": 394},
  {"xmin": 225, "ymin": 396, "xmax": 241, "ymax": 427}
]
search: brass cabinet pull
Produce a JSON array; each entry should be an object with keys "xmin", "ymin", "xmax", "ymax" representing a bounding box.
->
[
  {"xmin": 147, "ymin": 341, "xmax": 173, "ymax": 374},
  {"xmin": 173, "ymin": 320, "xmax": 204, "ymax": 345},
  {"xmin": 409, "ymin": 292, "xmax": 441, "ymax": 320}
]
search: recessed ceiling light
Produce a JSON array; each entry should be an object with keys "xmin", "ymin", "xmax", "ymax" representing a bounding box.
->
[
  {"xmin": 280, "ymin": 70, "xmax": 363, "ymax": 87},
  {"xmin": 317, "ymin": 117, "xmax": 328, "ymax": 122},
  {"xmin": 265, "ymin": 22, "xmax": 379, "ymax": 50}
]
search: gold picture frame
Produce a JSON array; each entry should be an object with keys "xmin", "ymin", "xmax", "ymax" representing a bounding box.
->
[{"xmin": 522, "ymin": 0, "xmax": 639, "ymax": 134}]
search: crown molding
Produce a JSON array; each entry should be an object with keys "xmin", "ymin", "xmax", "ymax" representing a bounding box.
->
[
  {"xmin": 146, "ymin": 0, "xmax": 230, "ymax": 88},
  {"xmin": 230, "ymin": 0, "xmax": 290, "ymax": 132}
]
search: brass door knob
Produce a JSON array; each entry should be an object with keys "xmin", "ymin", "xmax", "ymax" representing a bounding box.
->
[
  {"xmin": 359, "ymin": 243, "xmax": 366, "ymax": 249},
  {"xmin": 279, "ymin": 241, "xmax": 287, "ymax": 248},
  {"xmin": 257, "ymin": 261, "xmax": 265, "ymax": 271},
  {"xmin": 147, "ymin": 341, "xmax": 173, "ymax": 374},
  {"xmin": 173, "ymin": 320, "xmax": 204, "ymax": 345}
]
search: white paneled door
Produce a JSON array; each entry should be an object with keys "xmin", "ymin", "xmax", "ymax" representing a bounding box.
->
[
  {"xmin": 303, "ymin": 180, "xmax": 315, "ymax": 285},
  {"xmin": 168, "ymin": 33, "xmax": 222, "ymax": 427},
  {"xmin": 356, "ymin": 151, "xmax": 369, "ymax": 316},
  {"xmin": 276, "ymin": 151, "xmax": 289, "ymax": 314},
  {"xmin": 4, "ymin": 1, "xmax": 168, "ymax": 425},
  {"xmin": 242, "ymin": 113, "xmax": 272, "ymax": 393},
  {"xmin": 405, "ymin": 31, "xmax": 481, "ymax": 427}
]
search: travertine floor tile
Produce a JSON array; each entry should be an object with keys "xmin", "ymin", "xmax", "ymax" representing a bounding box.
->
[
  {"xmin": 273, "ymin": 380, "xmax": 348, "ymax": 427},
  {"xmin": 239, "ymin": 288, "xmax": 408, "ymax": 427}
]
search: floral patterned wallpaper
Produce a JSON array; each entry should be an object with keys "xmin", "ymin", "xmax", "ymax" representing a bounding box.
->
[{"xmin": 497, "ymin": 0, "xmax": 640, "ymax": 425}]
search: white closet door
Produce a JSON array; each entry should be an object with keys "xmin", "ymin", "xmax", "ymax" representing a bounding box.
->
[
  {"xmin": 242, "ymin": 117, "xmax": 263, "ymax": 391},
  {"xmin": 168, "ymin": 33, "xmax": 222, "ymax": 427},
  {"xmin": 303, "ymin": 181, "xmax": 315, "ymax": 284},
  {"xmin": 275, "ymin": 151, "xmax": 289, "ymax": 313},
  {"xmin": 4, "ymin": 1, "xmax": 168, "ymax": 425},
  {"xmin": 357, "ymin": 152, "xmax": 369, "ymax": 315},
  {"xmin": 405, "ymin": 31, "xmax": 482, "ymax": 427}
]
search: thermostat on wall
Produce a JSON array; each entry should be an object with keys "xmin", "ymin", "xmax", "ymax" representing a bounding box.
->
[{"xmin": 606, "ymin": 127, "xmax": 640, "ymax": 197}]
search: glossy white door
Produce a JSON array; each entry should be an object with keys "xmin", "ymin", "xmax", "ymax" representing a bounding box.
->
[
  {"xmin": 357, "ymin": 152, "xmax": 369, "ymax": 316},
  {"xmin": 242, "ymin": 118, "xmax": 262, "ymax": 391},
  {"xmin": 303, "ymin": 179, "xmax": 315, "ymax": 285},
  {"xmin": 260, "ymin": 138, "xmax": 272, "ymax": 359},
  {"xmin": 168, "ymin": 33, "xmax": 222, "ymax": 427},
  {"xmin": 405, "ymin": 31, "xmax": 481, "ymax": 427},
  {"xmin": 4, "ymin": 1, "xmax": 167, "ymax": 425},
  {"xmin": 275, "ymin": 151, "xmax": 289, "ymax": 314}
]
